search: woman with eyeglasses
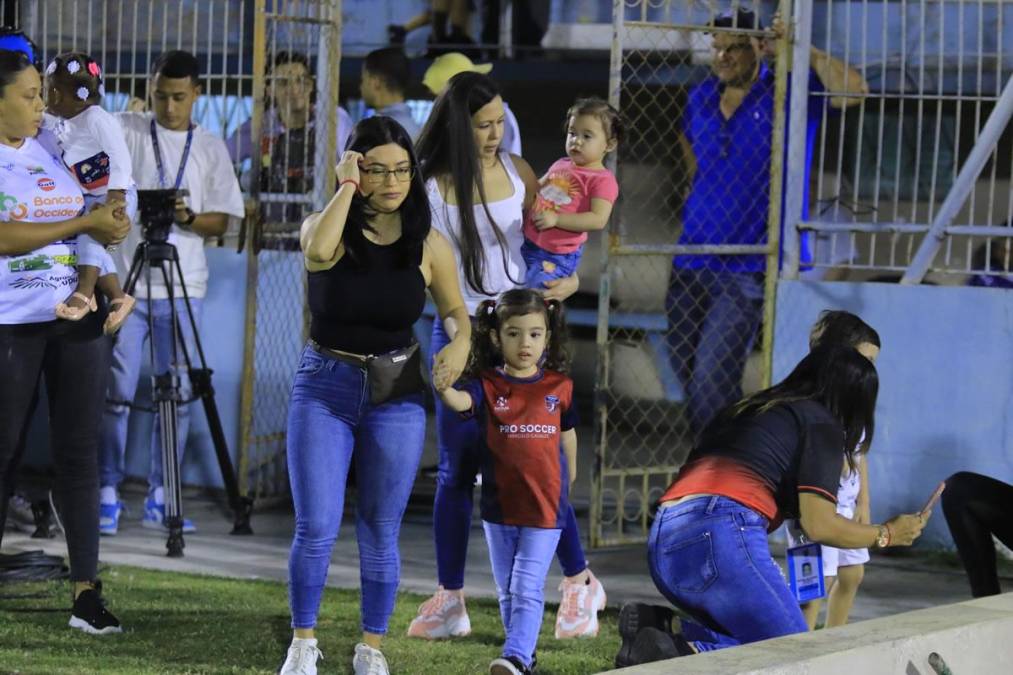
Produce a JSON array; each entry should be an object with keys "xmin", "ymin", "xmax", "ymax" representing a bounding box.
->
[
  {"xmin": 278, "ymin": 115, "xmax": 470, "ymax": 675},
  {"xmin": 407, "ymin": 72, "xmax": 606, "ymax": 649}
]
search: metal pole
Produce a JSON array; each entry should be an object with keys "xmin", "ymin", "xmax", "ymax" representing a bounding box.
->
[
  {"xmin": 781, "ymin": 0, "xmax": 814, "ymax": 279},
  {"xmin": 590, "ymin": 0, "xmax": 625, "ymax": 550},
  {"xmin": 237, "ymin": 0, "xmax": 269, "ymax": 497},
  {"xmin": 762, "ymin": 0, "xmax": 793, "ymax": 389},
  {"xmin": 312, "ymin": 0, "xmax": 340, "ymax": 212},
  {"xmin": 901, "ymin": 74, "xmax": 1013, "ymax": 285},
  {"xmin": 499, "ymin": 0, "xmax": 514, "ymax": 59}
]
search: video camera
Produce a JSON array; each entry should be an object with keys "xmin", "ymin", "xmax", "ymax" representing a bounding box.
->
[{"xmin": 137, "ymin": 188, "xmax": 190, "ymax": 244}]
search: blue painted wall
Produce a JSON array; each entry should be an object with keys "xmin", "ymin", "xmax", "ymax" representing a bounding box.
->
[{"xmin": 774, "ymin": 280, "xmax": 1013, "ymax": 548}]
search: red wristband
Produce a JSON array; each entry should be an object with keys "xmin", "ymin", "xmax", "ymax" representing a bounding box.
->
[{"xmin": 339, "ymin": 178, "xmax": 359, "ymax": 191}]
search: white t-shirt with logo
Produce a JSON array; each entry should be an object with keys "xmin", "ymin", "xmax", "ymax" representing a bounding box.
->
[
  {"xmin": 43, "ymin": 107, "xmax": 134, "ymax": 196},
  {"xmin": 114, "ymin": 112, "xmax": 245, "ymax": 300},
  {"xmin": 0, "ymin": 137, "xmax": 87, "ymax": 324}
]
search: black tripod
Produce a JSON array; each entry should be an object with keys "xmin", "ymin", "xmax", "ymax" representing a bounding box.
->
[{"xmin": 119, "ymin": 190, "xmax": 253, "ymax": 557}]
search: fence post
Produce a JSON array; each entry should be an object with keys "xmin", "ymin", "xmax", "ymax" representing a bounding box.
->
[
  {"xmin": 762, "ymin": 0, "xmax": 794, "ymax": 389},
  {"xmin": 782, "ymin": 0, "xmax": 814, "ymax": 280},
  {"xmin": 238, "ymin": 0, "xmax": 269, "ymax": 496}
]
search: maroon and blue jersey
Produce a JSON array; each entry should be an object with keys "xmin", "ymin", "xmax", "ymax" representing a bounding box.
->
[{"xmin": 459, "ymin": 368, "xmax": 579, "ymax": 529}]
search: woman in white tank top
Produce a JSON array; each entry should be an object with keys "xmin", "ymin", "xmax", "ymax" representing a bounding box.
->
[{"xmin": 408, "ymin": 73, "xmax": 608, "ymax": 654}]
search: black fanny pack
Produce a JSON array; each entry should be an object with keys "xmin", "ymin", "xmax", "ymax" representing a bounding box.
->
[{"xmin": 311, "ymin": 340, "xmax": 426, "ymax": 406}]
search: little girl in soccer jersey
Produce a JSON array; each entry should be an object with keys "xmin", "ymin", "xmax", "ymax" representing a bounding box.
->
[
  {"xmin": 787, "ymin": 311, "xmax": 880, "ymax": 629},
  {"xmin": 435, "ymin": 289, "xmax": 578, "ymax": 675},
  {"xmin": 521, "ymin": 97, "xmax": 621, "ymax": 290},
  {"xmin": 43, "ymin": 52, "xmax": 136, "ymax": 334}
]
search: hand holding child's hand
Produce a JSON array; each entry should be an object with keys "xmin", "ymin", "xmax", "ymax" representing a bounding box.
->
[
  {"xmin": 432, "ymin": 339, "xmax": 468, "ymax": 392},
  {"xmin": 533, "ymin": 210, "xmax": 558, "ymax": 231}
]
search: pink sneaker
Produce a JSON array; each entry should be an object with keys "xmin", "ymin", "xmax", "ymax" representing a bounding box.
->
[
  {"xmin": 554, "ymin": 569, "xmax": 607, "ymax": 639},
  {"xmin": 406, "ymin": 586, "xmax": 472, "ymax": 639}
]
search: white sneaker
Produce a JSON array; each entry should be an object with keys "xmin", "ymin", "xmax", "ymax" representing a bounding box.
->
[
  {"xmin": 279, "ymin": 637, "xmax": 322, "ymax": 675},
  {"xmin": 353, "ymin": 643, "xmax": 389, "ymax": 675}
]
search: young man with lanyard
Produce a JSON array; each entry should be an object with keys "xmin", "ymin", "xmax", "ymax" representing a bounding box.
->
[
  {"xmin": 97, "ymin": 50, "xmax": 244, "ymax": 535},
  {"xmin": 666, "ymin": 9, "xmax": 868, "ymax": 436}
]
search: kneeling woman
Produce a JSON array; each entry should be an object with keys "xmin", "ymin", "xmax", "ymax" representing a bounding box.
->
[
  {"xmin": 279, "ymin": 116, "xmax": 471, "ymax": 675},
  {"xmin": 625, "ymin": 345, "xmax": 927, "ymax": 662}
]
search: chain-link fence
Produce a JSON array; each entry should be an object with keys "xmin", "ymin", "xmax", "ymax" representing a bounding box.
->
[
  {"xmin": 4, "ymin": 0, "xmax": 341, "ymax": 503},
  {"xmin": 591, "ymin": 0, "xmax": 788, "ymax": 546}
]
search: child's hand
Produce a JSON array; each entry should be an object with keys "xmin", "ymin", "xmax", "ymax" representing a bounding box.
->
[
  {"xmin": 533, "ymin": 210, "xmax": 558, "ymax": 231},
  {"xmin": 432, "ymin": 339, "xmax": 468, "ymax": 391}
]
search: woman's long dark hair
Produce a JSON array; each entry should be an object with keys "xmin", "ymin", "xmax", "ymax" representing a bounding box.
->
[
  {"xmin": 340, "ymin": 116, "xmax": 429, "ymax": 267},
  {"xmin": 466, "ymin": 289, "xmax": 570, "ymax": 378},
  {"xmin": 718, "ymin": 344, "xmax": 878, "ymax": 470},
  {"xmin": 415, "ymin": 71, "xmax": 518, "ymax": 297}
]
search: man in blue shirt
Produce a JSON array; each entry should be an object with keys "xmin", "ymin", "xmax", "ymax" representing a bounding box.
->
[
  {"xmin": 361, "ymin": 47, "xmax": 422, "ymax": 140},
  {"xmin": 667, "ymin": 9, "xmax": 867, "ymax": 434}
]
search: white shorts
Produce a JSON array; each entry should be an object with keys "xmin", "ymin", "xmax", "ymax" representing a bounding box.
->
[{"xmin": 787, "ymin": 458, "xmax": 869, "ymax": 577}]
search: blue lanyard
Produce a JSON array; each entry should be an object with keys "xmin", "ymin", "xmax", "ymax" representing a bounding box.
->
[{"xmin": 150, "ymin": 119, "xmax": 194, "ymax": 190}]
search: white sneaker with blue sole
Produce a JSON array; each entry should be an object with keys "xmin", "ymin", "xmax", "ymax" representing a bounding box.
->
[{"xmin": 142, "ymin": 497, "xmax": 196, "ymax": 533}]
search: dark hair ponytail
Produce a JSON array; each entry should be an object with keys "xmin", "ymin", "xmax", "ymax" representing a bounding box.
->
[{"xmin": 464, "ymin": 289, "xmax": 570, "ymax": 378}]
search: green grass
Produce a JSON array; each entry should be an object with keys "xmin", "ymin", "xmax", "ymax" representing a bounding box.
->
[{"xmin": 0, "ymin": 566, "xmax": 619, "ymax": 674}]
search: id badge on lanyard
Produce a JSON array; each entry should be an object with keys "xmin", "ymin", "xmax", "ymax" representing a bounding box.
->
[{"xmin": 786, "ymin": 525, "xmax": 825, "ymax": 603}]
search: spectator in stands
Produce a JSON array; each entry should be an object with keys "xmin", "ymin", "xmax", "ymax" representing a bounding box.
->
[
  {"xmin": 98, "ymin": 50, "xmax": 245, "ymax": 536},
  {"xmin": 388, "ymin": 0, "xmax": 478, "ymax": 59},
  {"xmin": 422, "ymin": 52, "xmax": 521, "ymax": 155},
  {"xmin": 616, "ymin": 345, "xmax": 927, "ymax": 666},
  {"xmin": 361, "ymin": 47, "xmax": 421, "ymax": 140},
  {"xmin": 967, "ymin": 219, "xmax": 1012, "ymax": 289},
  {"xmin": 408, "ymin": 72, "xmax": 604, "ymax": 644},
  {"xmin": 480, "ymin": 0, "xmax": 546, "ymax": 60},
  {"xmin": 667, "ymin": 8, "xmax": 868, "ymax": 434},
  {"xmin": 226, "ymin": 50, "xmax": 352, "ymax": 224},
  {"xmin": 0, "ymin": 49, "xmax": 130, "ymax": 634}
]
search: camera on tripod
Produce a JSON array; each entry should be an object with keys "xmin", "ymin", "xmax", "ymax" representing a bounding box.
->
[
  {"xmin": 123, "ymin": 187, "xmax": 254, "ymax": 557},
  {"xmin": 137, "ymin": 188, "xmax": 189, "ymax": 244}
]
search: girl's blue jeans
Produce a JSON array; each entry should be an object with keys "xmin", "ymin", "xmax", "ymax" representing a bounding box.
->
[
  {"xmin": 430, "ymin": 319, "xmax": 587, "ymax": 589},
  {"xmin": 286, "ymin": 344, "xmax": 426, "ymax": 633},
  {"xmin": 647, "ymin": 496, "xmax": 808, "ymax": 652},
  {"xmin": 484, "ymin": 521, "xmax": 562, "ymax": 667}
]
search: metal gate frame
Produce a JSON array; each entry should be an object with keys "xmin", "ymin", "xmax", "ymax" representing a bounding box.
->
[
  {"xmin": 591, "ymin": 0, "xmax": 790, "ymax": 547},
  {"xmin": 237, "ymin": 0, "xmax": 341, "ymax": 500}
]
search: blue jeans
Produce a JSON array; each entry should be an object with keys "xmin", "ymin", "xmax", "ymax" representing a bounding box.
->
[
  {"xmin": 484, "ymin": 521, "xmax": 562, "ymax": 667},
  {"xmin": 430, "ymin": 320, "xmax": 587, "ymax": 589},
  {"xmin": 647, "ymin": 496, "xmax": 807, "ymax": 652},
  {"xmin": 521, "ymin": 239, "xmax": 583, "ymax": 289},
  {"xmin": 665, "ymin": 267, "xmax": 764, "ymax": 433},
  {"xmin": 286, "ymin": 345, "xmax": 425, "ymax": 633},
  {"xmin": 99, "ymin": 297, "xmax": 203, "ymax": 493}
]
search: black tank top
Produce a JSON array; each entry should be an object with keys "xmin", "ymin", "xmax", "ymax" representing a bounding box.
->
[{"xmin": 308, "ymin": 238, "xmax": 426, "ymax": 354}]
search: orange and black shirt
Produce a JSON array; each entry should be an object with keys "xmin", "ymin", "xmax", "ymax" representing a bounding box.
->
[{"xmin": 661, "ymin": 400, "xmax": 846, "ymax": 529}]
